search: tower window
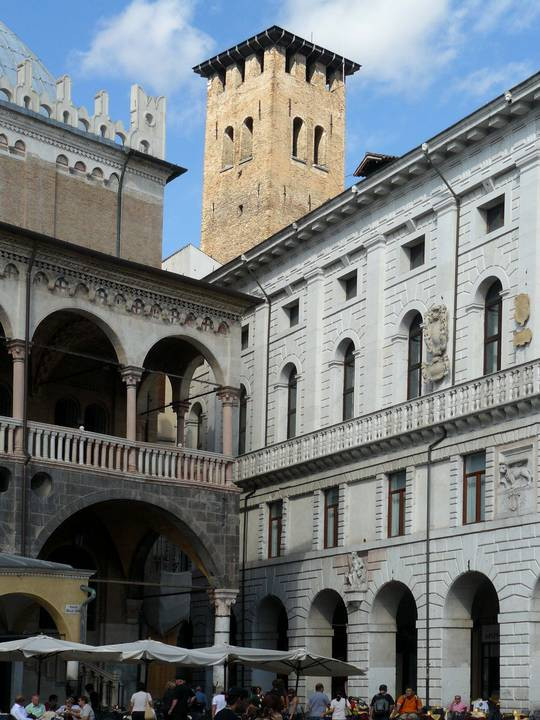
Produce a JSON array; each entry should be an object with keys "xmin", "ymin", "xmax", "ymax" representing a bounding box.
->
[
  {"xmin": 237, "ymin": 58, "xmax": 246, "ymax": 83},
  {"xmin": 256, "ymin": 50, "xmax": 264, "ymax": 74},
  {"xmin": 222, "ymin": 126, "xmax": 234, "ymax": 169},
  {"xmin": 292, "ymin": 117, "xmax": 306, "ymax": 161},
  {"xmin": 285, "ymin": 48, "xmax": 295, "ymax": 73},
  {"xmin": 313, "ymin": 125, "xmax": 327, "ymax": 167},
  {"xmin": 240, "ymin": 117, "xmax": 253, "ymax": 161}
]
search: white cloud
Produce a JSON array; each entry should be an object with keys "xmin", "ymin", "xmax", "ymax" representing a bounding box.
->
[
  {"xmin": 280, "ymin": 0, "xmax": 538, "ymax": 94},
  {"xmin": 79, "ymin": 0, "xmax": 214, "ymax": 95},
  {"xmin": 452, "ymin": 61, "xmax": 534, "ymax": 98}
]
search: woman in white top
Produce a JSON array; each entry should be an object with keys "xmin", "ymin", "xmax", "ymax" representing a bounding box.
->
[
  {"xmin": 211, "ymin": 689, "xmax": 226, "ymax": 719},
  {"xmin": 330, "ymin": 692, "xmax": 351, "ymax": 720},
  {"xmin": 130, "ymin": 682, "xmax": 153, "ymax": 720}
]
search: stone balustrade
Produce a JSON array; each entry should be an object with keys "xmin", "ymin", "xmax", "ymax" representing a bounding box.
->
[
  {"xmin": 0, "ymin": 418, "xmax": 235, "ymax": 489},
  {"xmin": 236, "ymin": 359, "xmax": 540, "ymax": 483}
]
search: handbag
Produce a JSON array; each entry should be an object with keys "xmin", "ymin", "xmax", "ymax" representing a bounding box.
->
[{"xmin": 144, "ymin": 694, "xmax": 155, "ymax": 720}]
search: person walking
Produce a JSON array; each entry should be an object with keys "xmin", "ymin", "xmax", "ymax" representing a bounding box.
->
[
  {"xmin": 306, "ymin": 685, "xmax": 330, "ymax": 720},
  {"xmin": 191, "ymin": 687, "xmax": 207, "ymax": 720},
  {"xmin": 168, "ymin": 678, "xmax": 194, "ymax": 720},
  {"xmin": 130, "ymin": 681, "xmax": 153, "ymax": 720},
  {"xmin": 394, "ymin": 689, "xmax": 422, "ymax": 720},
  {"xmin": 329, "ymin": 691, "xmax": 350, "ymax": 720},
  {"xmin": 286, "ymin": 688, "xmax": 301, "ymax": 720},
  {"xmin": 214, "ymin": 688, "xmax": 250, "ymax": 720},
  {"xmin": 370, "ymin": 685, "xmax": 394, "ymax": 720}
]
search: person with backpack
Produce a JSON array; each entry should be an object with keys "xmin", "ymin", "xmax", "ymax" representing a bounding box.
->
[
  {"xmin": 394, "ymin": 689, "xmax": 422, "ymax": 720},
  {"xmin": 370, "ymin": 685, "xmax": 394, "ymax": 720}
]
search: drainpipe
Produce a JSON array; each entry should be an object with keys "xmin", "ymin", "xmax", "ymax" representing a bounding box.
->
[
  {"xmin": 425, "ymin": 426, "xmax": 447, "ymax": 707},
  {"xmin": 241, "ymin": 255, "xmax": 272, "ymax": 445},
  {"xmin": 240, "ymin": 485, "xmax": 256, "ymax": 685},
  {"xmin": 116, "ymin": 150, "xmax": 134, "ymax": 258},
  {"xmin": 20, "ymin": 244, "xmax": 36, "ymax": 556},
  {"xmin": 422, "ymin": 144, "xmax": 461, "ymax": 385}
]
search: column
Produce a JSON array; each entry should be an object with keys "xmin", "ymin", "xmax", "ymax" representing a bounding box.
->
[
  {"xmin": 172, "ymin": 400, "xmax": 190, "ymax": 446},
  {"xmin": 217, "ymin": 387, "xmax": 239, "ymax": 456},
  {"xmin": 438, "ymin": 619, "xmax": 473, "ymax": 706},
  {"xmin": 368, "ymin": 623, "xmax": 397, "ymax": 698},
  {"xmin": 499, "ymin": 610, "xmax": 531, "ymax": 711},
  {"xmin": 7, "ymin": 339, "xmax": 26, "ymax": 453},
  {"xmin": 210, "ymin": 588, "xmax": 238, "ymax": 690},
  {"xmin": 120, "ymin": 366, "xmax": 142, "ymax": 471}
]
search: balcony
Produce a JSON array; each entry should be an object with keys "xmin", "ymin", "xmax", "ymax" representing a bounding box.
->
[
  {"xmin": 0, "ymin": 418, "xmax": 235, "ymax": 489},
  {"xmin": 235, "ymin": 359, "xmax": 540, "ymax": 484}
]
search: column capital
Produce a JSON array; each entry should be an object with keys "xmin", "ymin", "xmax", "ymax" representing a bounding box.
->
[
  {"xmin": 120, "ymin": 365, "xmax": 143, "ymax": 386},
  {"xmin": 6, "ymin": 339, "xmax": 26, "ymax": 361},
  {"xmin": 217, "ymin": 386, "xmax": 240, "ymax": 406},
  {"xmin": 171, "ymin": 399, "xmax": 191, "ymax": 415},
  {"xmin": 209, "ymin": 587, "xmax": 238, "ymax": 614}
]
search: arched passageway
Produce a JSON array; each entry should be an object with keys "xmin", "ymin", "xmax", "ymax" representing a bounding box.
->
[
  {"xmin": 442, "ymin": 572, "xmax": 500, "ymax": 703},
  {"xmin": 369, "ymin": 582, "xmax": 417, "ymax": 697},
  {"xmin": 309, "ymin": 589, "xmax": 348, "ymax": 696},
  {"xmin": 252, "ymin": 595, "xmax": 289, "ymax": 689},
  {"xmin": 38, "ymin": 499, "xmax": 216, "ymax": 695},
  {"xmin": 0, "ymin": 593, "xmax": 64, "ymax": 708}
]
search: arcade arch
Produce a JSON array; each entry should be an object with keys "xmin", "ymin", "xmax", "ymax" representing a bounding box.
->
[{"xmin": 308, "ymin": 589, "xmax": 348, "ymax": 695}]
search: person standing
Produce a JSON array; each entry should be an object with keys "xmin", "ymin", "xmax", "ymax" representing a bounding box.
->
[
  {"xmin": 394, "ymin": 689, "xmax": 422, "ymax": 720},
  {"xmin": 191, "ymin": 686, "xmax": 208, "ymax": 720},
  {"xmin": 286, "ymin": 688, "xmax": 301, "ymax": 720},
  {"xmin": 370, "ymin": 685, "xmax": 394, "ymax": 720},
  {"xmin": 212, "ymin": 688, "xmax": 227, "ymax": 719},
  {"xmin": 130, "ymin": 682, "xmax": 153, "ymax": 720},
  {"xmin": 168, "ymin": 677, "xmax": 194, "ymax": 720},
  {"xmin": 329, "ymin": 691, "xmax": 350, "ymax": 720},
  {"xmin": 84, "ymin": 686, "xmax": 100, "ymax": 718},
  {"xmin": 11, "ymin": 696, "xmax": 29, "ymax": 720},
  {"xmin": 306, "ymin": 685, "xmax": 330, "ymax": 720},
  {"xmin": 26, "ymin": 695, "xmax": 45, "ymax": 719}
]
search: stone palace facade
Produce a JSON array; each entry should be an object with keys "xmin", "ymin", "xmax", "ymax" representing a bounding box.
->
[{"xmin": 201, "ymin": 35, "xmax": 540, "ymax": 710}]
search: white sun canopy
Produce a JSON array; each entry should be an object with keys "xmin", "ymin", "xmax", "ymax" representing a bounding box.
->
[{"xmin": 0, "ymin": 634, "xmax": 123, "ymax": 662}]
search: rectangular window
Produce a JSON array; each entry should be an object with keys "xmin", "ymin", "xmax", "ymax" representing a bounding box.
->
[
  {"xmin": 403, "ymin": 236, "xmax": 425, "ymax": 271},
  {"xmin": 241, "ymin": 325, "xmax": 249, "ymax": 350},
  {"xmin": 268, "ymin": 501, "xmax": 283, "ymax": 558},
  {"xmin": 340, "ymin": 271, "xmax": 357, "ymax": 301},
  {"xmin": 388, "ymin": 471, "xmax": 406, "ymax": 538},
  {"xmin": 286, "ymin": 301, "xmax": 299, "ymax": 327},
  {"xmin": 485, "ymin": 199, "xmax": 505, "ymax": 234},
  {"xmin": 463, "ymin": 452, "xmax": 486, "ymax": 524},
  {"xmin": 324, "ymin": 487, "xmax": 339, "ymax": 548}
]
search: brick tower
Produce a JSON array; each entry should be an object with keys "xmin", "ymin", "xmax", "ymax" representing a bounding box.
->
[{"xmin": 193, "ymin": 26, "xmax": 360, "ymax": 264}]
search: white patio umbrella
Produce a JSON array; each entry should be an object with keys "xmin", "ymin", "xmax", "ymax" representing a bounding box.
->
[
  {"xmin": 197, "ymin": 644, "xmax": 366, "ymax": 691},
  {"xmin": 98, "ymin": 639, "xmax": 215, "ymax": 665},
  {"xmin": 0, "ymin": 634, "xmax": 123, "ymax": 692}
]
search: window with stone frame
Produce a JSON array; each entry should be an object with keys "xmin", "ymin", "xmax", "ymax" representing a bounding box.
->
[
  {"xmin": 240, "ymin": 117, "xmax": 253, "ymax": 161},
  {"xmin": 292, "ymin": 117, "xmax": 306, "ymax": 161},
  {"xmin": 484, "ymin": 280, "xmax": 502, "ymax": 375},
  {"xmin": 268, "ymin": 500, "xmax": 283, "ymax": 558},
  {"xmin": 483, "ymin": 197, "xmax": 505, "ymax": 234},
  {"xmin": 324, "ymin": 487, "xmax": 339, "ymax": 548},
  {"xmin": 407, "ymin": 313, "xmax": 423, "ymax": 399},
  {"xmin": 241, "ymin": 324, "xmax": 249, "ymax": 350},
  {"xmin": 463, "ymin": 452, "xmax": 486, "ymax": 524},
  {"xmin": 222, "ymin": 126, "xmax": 234, "ymax": 169},
  {"xmin": 388, "ymin": 470, "xmax": 406, "ymax": 537},
  {"xmin": 286, "ymin": 367, "xmax": 298, "ymax": 439},
  {"xmin": 342, "ymin": 342, "xmax": 355, "ymax": 421}
]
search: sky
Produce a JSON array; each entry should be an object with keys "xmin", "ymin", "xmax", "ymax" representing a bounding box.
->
[{"xmin": 2, "ymin": 0, "xmax": 540, "ymax": 259}]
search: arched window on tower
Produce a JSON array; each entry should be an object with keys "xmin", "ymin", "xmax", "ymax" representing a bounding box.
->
[
  {"xmin": 342, "ymin": 342, "xmax": 355, "ymax": 421},
  {"xmin": 238, "ymin": 385, "xmax": 247, "ymax": 455},
  {"xmin": 222, "ymin": 126, "xmax": 234, "ymax": 168},
  {"xmin": 292, "ymin": 117, "xmax": 305, "ymax": 161},
  {"xmin": 484, "ymin": 279, "xmax": 502, "ymax": 375},
  {"xmin": 286, "ymin": 366, "xmax": 298, "ymax": 439},
  {"xmin": 240, "ymin": 117, "xmax": 253, "ymax": 161},
  {"xmin": 407, "ymin": 313, "xmax": 423, "ymax": 400},
  {"xmin": 313, "ymin": 125, "xmax": 327, "ymax": 166}
]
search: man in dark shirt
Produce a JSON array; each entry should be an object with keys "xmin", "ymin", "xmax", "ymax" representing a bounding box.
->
[
  {"xmin": 370, "ymin": 685, "xmax": 394, "ymax": 720},
  {"xmin": 168, "ymin": 679, "xmax": 194, "ymax": 720},
  {"xmin": 215, "ymin": 688, "xmax": 249, "ymax": 720}
]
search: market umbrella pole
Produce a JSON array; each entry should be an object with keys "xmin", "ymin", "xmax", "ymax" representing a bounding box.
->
[{"xmin": 37, "ymin": 656, "xmax": 43, "ymax": 694}]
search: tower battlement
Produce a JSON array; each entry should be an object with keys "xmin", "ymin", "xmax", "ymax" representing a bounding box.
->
[{"xmin": 0, "ymin": 59, "xmax": 166, "ymax": 159}]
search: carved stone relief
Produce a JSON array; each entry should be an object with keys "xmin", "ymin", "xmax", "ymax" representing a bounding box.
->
[
  {"xmin": 513, "ymin": 293, "xmax": 532, "ymax": 347},
  {"xmin": 344, "ymin": 551, "xmax": 367, "ymax": 590},
  {"xmin": 422, "ymin": 304, "xmax": 449, "ymax": 382},
  {"xmin": 496, "ymin": 444, "xmax": 536, "ymax": 517}
]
